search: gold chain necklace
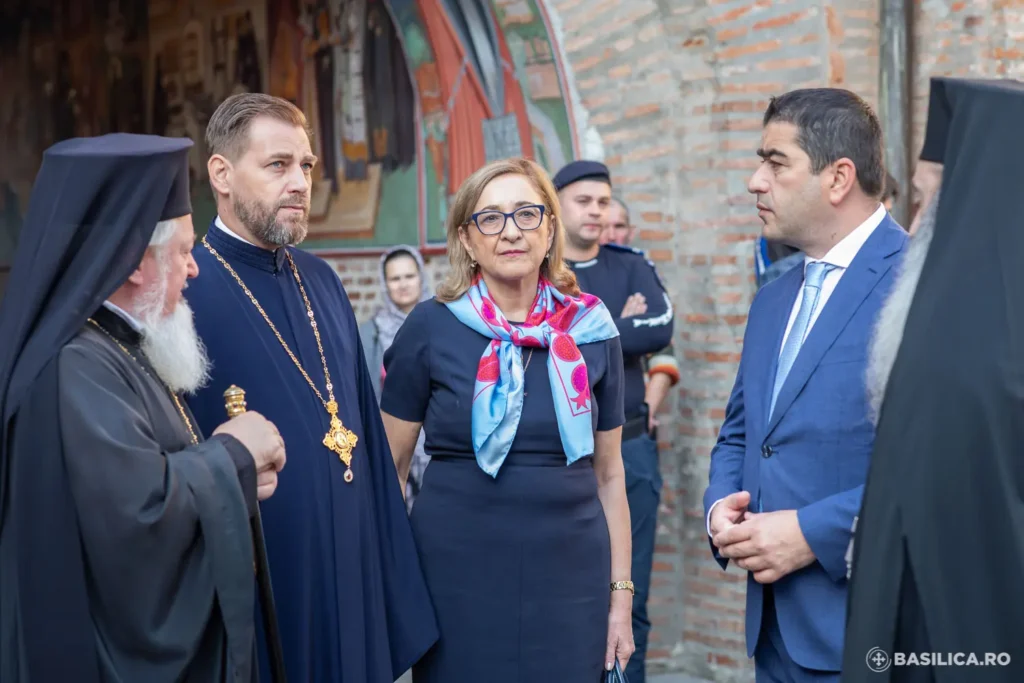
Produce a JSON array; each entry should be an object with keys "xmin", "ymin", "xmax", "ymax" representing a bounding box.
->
[
  {"xmin": 87, "ymin": 319, "xmax": 199, "ymax": 445},
  {"xmin": 201, "ymin": 236, "xmax": 358, "ymax": 483}
]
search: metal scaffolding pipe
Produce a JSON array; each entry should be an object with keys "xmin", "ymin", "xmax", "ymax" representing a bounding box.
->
[{"xmin": 879, "ymin": 0, "xmax": 914, "ymax": 226}]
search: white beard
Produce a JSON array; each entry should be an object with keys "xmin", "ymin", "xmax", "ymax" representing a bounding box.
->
[
  {"xmin": 133, "ymin": 278, "xmax": 211, "ymax": 395},
  {"xmin": 865, "ymin": 190, "xmax": 940, "ymax": 425}
]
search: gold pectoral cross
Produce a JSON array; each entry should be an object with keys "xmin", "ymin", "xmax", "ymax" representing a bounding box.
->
[{"xmin": 323, "ymin": 400, "xmax": 358, "ymax": 482}]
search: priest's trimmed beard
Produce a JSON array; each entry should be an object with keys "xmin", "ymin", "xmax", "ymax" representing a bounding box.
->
[
  {"xmin": 865, "ymin": 188, "xmax": 941, "ymax": 425},
  {"xmin": 133, "ymin": 259, "xmax": 211, "ymax": 395},
  {"xmin": 234, "ymin": 194, "xmax": 309, "ymax": 247}
]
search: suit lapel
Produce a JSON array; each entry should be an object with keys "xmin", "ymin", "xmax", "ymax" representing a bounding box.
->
[
  {"xmin": 765, "ymin": 221, "xmax": 905, "ymax": 437},
  {"xmin": 748, "ymin": 267, "xmax": 803, "ymax": 436}
]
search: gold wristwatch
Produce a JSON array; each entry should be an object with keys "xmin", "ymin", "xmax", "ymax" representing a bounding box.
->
[{"xmin": 610, "ymin": 580, "xmax": 635, "ymax": 595}]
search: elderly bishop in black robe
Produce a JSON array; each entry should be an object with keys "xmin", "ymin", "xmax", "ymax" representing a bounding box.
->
[
  {"xmin": 843, "ymin": 77, "xmax": 1024, "ymax": 682},
  {"xmin": 0, "ymin": 133, "xmax": 286, "ymax": 683}
]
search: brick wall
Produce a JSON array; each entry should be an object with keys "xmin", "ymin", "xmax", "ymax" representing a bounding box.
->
[
  {"xmin": 545, "ymin": 2, "xmax": 880, "ymax": 679},
  {"xmin": 327, "ymin": 1, "xmax": 1020, "ymax": 680}
]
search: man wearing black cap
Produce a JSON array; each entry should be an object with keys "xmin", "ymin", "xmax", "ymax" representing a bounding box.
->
[
  {"xmin": 0, "ymin": 133, "xmax": 286, "ymax": 683},
  {"xmin": 844, "ymin": 78, "xmax": 1024, "ymax": 683},
  {"xmin": 553, "ymin": 159, "xmax": 674, "ymax": 683}
]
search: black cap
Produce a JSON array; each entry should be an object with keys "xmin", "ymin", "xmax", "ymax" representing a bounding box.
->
[
  {"xmin": 919, "ymin": 77, "xmax": 953, "ymax": 163},
  {"xmin": 552, "ymin": 160, "xmax": 611, "ymax": 192},
  {"xmin": 44, "ymin": 133, "xmax": 193, "ymax": 220},
  {"xmin": 0, "ymin": 132, "xmax": 195, "ymax": 430}
]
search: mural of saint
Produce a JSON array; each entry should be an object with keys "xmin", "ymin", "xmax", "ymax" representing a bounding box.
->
[
  {"xmin": 0, "ymin": 0, "xmax": 575, "ymax": 259},
  {"xmin": 363, "ymin": 0, "xmax": 416, "ymax": 173},
  {"xmin": 300, "ymin": 0, "xmax": 340, "ymax": 192},
  {"xmin": 335, "ymin": 0, "xmax": 370, "ymax": 183},
  {"xmin": 235, "ymin": 11, "xmax": 263, "ymax": 94},
  {"xmin": 414, "ymin": 0, "xmax": 534, "ymax": 197},
  {"xmin": 268, "ymin": 0, "xmax": 304, "ymax": 105}
]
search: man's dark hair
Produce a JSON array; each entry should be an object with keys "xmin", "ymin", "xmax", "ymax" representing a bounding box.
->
[
  {"xmin": 763, "ymin": 88, "xmax": 885, "ymax": 198},
  {"xmin": 882, "ymin": 171, "xmax": 899, "ymax": 202}
]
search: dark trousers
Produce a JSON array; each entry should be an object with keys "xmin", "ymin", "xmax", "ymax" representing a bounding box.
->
[
  {"xmin": 755, "ymin": 588, "xmax": 840, "ymax": 683},
  {"xmin": 622, "ymin": 434, "xmax": 661, "ymax": 683}
]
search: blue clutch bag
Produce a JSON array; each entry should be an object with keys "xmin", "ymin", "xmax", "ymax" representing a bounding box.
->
[{"xmin": 605, "ymin": 661, "xmax": 630, "ymax": 683}]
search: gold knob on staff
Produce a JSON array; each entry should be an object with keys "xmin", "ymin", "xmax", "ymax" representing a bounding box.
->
[{"xmin": 224, "ymin": 384, "xmax": 247, "ymax": 417}]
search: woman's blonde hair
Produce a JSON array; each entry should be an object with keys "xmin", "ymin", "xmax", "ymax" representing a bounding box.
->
[{"xmin": 436, "ymin": 157, "xmax": 580, "ymax": 302}]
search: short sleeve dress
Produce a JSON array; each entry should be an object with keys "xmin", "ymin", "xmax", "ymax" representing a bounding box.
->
[{"xmin": 381, "ymin": 298, "xmax": 625, "ymax": 683}]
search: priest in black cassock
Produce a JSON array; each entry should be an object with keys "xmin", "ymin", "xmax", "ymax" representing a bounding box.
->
[
  {"xmin": 0, "ymin": 133, "xmax": 286, "ymax": 682},
  {"xmin": 843, "ymin": 77, "xmax": 1024, "ymax": 682},
  {"xmin": 184, "ymin": 93, "xmax": 438, "ymax": 683}
]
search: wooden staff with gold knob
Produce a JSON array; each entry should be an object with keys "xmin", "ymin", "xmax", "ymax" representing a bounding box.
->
[{"xmin": 224, "ymin": 385, "xmax": 288, "ymax": 683}]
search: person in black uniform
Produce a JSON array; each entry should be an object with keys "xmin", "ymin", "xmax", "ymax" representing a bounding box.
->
[{"xmin": 554, "ymin": 160, "xmax": 674, "ymax": 683}]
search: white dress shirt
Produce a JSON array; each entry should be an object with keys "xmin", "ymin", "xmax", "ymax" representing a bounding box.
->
[
  {"xmin": 776, "ymin": 203, "xmax": 887, "ymax": 356},
  {"xmin": 706, "ymin": 203, "xmax": 887, "ymax": 536}
]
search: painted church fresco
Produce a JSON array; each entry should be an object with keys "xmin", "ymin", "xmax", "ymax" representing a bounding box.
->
[{"xmin": 0, "ymin": 0, "xmax": 576, "ymax": 267}]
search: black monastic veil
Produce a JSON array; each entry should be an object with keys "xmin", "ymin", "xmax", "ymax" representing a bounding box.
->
[{"xmin": 843, "ymin": 78, "xmax": 1024, "ymax": 682}]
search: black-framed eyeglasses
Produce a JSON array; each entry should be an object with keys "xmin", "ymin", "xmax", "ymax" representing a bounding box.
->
[{"xmin": 467, "ymin": 204, "xmax": 547, "ymax": 235}]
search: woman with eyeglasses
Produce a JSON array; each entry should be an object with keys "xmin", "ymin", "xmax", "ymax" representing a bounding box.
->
[{"xmin": 380, "ymin": 158, "xmax": 635, "ymax": 681}]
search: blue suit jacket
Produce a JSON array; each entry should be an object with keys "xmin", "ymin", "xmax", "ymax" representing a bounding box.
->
[{"xmin": 703, "ymin": 218, "xmax": 908, "ymax": 671}]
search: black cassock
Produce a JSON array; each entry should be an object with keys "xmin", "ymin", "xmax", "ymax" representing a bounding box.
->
[
  {"xmin": 1, "ymin": 307, "xmax": 258, "ymax": 682},
  {"xmin": 843, "ymin": 78, "xmax": 1024, "ymax": 682},
  {"xmin": 0, "ymin": 134, "xmax": 259, "ymax": 683}
]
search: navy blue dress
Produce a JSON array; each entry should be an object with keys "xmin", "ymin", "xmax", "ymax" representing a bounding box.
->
[{"xmin": 382, "ymin": 299, "xmax": 625, "ymax": 682}]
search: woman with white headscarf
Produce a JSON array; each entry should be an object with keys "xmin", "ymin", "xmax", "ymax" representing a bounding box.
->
[{"xmin": 359, "ymin": 245, "xmax": 431, "ymax": 510}]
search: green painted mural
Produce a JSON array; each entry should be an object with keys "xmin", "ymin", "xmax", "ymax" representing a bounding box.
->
[{"xmin": 0, "ymin": 0, "xmax": 576, "ymax": 265}]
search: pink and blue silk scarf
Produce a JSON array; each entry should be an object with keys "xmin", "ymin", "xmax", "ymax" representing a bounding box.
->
[{"xmin": 445, "ymin": 276, "xmax": 619, "ymax": 477}]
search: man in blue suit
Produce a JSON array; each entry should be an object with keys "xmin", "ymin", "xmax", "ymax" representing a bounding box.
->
[{"xmin": 703, "ymin": 88, "xmax": 909, "ymax": 682}]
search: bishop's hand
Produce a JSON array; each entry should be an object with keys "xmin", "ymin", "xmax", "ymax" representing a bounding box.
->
[{"xmin": 214, "ymin": 412, "xmax": 287, "ymax": 500}]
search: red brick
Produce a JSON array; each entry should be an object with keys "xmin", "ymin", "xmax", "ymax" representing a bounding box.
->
[
  {"xmin": 624, "ymin": 102, "xmax": 660, "ymax": 118},
  {"xmin": 711, "ymin": 100, "xmax": 757, "ymax": 113},
  {"xmin": 754, "ymin": 10, "xmax": 809, "ymax": 30},
  {"xmin": 639, "ymin": 229, "xmax": 673, "ymax": 241},
  {"xmin": 708, "ymin": 5, "xmax": 753, "ymax": 26},
  {"xmin": 716, "ymin": 26, "xmax": 749, "ymax": 41},
  {"xmin": 756, "ymin": 55, "xmax": 820, "ymax": 70},
  {"xmin": 825, "ymin": 6, "xmax": 844, "ymax": 40},
  {"xmin": 608, "ymin": 63, "xmax": 631, "ymax": 78},
  {"xmin": 829, "ymin": 50, "xmax": 847, "ymax": 85},
  {"xmin": 647, "ymin": 249, "xmax": 672, "ymax": 262},
  {"xmin": 791, "ymin": 33, "xmax": 820, "ymax": 46},
  {"xmin": 716, "ymin": 39, "xmax": 782, "ymax": 61}
]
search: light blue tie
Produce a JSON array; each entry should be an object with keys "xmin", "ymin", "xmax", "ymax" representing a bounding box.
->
[{"xmin": 769, "ymin": 261, "xmax": 836, "ymax": 419}]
